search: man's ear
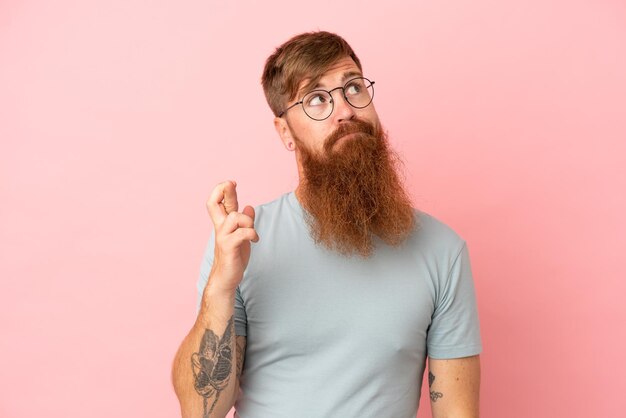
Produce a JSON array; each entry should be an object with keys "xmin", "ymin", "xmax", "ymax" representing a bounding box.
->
[{"xmin": 274, "ymin": 117, "xmax": 296, "ymax": 151}]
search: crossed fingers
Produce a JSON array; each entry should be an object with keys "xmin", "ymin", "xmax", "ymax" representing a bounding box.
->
[
  {"xmin": 206, "ymin": 180, "xmax": 258, "ymax": 242},
  {"xmin": 207, "ymin": 180, "xmax": 239, "ymax": 224}
]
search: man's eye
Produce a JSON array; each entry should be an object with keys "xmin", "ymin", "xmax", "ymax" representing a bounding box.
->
[
  {"xmin": 307, "ymin": 94, "xmax": 328, "ymax": 107},
  {"xmin": 345, "ymin": 82, "xmax": 363, "ymax": 96}
]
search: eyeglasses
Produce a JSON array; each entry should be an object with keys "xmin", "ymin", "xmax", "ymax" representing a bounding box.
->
[{"xmin": 278, "ymin": 77, "xmax": 375, "ymax": 121}]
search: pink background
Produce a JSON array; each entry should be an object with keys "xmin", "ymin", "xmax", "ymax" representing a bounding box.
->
[{"xmin": 1, "ymin": 1, "xmax": 625, "ymax": 417}]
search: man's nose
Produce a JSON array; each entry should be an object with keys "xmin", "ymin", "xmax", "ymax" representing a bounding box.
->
[{"xmin": 331, "ymin": 90, "xmax": 355, "ymax": 122}]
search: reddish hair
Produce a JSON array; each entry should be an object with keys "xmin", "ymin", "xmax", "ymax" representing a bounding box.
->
[{"xmin": 261, "ymin": 31, "xmax": 362, "ymax": 116}]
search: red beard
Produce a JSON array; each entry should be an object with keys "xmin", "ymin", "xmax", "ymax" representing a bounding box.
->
[{"xmin": 295, "ymin": 118, "xmax": 417, "ymax": 257}]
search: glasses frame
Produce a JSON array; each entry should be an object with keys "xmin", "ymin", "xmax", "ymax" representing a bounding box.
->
[{"xmin": 278, "ymin": 76, "xmax": 375, "ymax": 121}]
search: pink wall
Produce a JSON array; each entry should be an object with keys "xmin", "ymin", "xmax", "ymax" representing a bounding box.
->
[{"xmin": 1, "ymin": 1, "xmax": 625, "ymax": 417}]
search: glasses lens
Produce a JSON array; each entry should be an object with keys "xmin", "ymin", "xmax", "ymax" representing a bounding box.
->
[
  {"xmin": 344, "ymin": 77, "xmax": 374, "ymax": 109},
  {"xmin": 302, "ymin": 90, "xmax": 333, "ymax": 121}
]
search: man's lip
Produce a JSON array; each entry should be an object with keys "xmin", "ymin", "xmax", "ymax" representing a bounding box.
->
[{"xmin": 335, "ymin": 132, "xmax": 359, "ymax": 143}]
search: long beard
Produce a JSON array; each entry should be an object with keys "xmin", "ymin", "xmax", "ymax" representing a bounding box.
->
[{"xmin": 296, "ymin": 118, "xmax": 417, "ymax": 258}]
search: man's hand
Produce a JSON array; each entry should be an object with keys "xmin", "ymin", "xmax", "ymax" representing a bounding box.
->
[{"xmin": 205, "ymin": 180, "xmax": 259, "ymax": 294}]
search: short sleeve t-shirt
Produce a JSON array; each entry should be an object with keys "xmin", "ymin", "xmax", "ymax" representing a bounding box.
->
[{"xmin": 197, "ymin": 192, "xmax": 482, "ymax": 418}]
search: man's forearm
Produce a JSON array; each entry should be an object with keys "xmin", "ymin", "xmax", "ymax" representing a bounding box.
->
[{"xmin": 172, "ymin": 283, "xmax": 238, "ymax": 418}]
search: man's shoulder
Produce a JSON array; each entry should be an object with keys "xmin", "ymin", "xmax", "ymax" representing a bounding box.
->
[
  {"xmin": 253, "ymin": 192, "xmax": 294, "ymax": 216},
  {"xmin": 410, "ymin": 209, "xmax": 466, "ymax": 255},
  {"xmin": 255, "ymin": 191, "xmax": 289, "ymax": 208},
  {"xmin": 252, "ymin": 191, "xmax": 302, "ymax": 229}
]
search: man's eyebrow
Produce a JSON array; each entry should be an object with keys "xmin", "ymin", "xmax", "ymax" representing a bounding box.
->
[{"xmin": 340, "ymin": 70, "xmax": 363, "ymax": 83}]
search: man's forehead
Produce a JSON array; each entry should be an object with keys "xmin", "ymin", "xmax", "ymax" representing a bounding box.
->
[{"xmin": 296, "ymin": 58, "xmax": 363, "ymax": 95}]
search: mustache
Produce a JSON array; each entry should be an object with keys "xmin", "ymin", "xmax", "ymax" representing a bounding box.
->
[{"xmin": 323, "ymin": 118, "xmax": 377, "ymax": 152}]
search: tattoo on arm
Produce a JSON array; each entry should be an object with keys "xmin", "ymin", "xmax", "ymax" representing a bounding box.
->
[
  {"xmin": 429, "ymin": 371, "xmax": 444, "ymax": 402},
  {"xmin": 191, "ymin": 316, "xmax": 234, "ymax": 417},
  {"xmin": 236, "ymin": 337, "xmax": 245, "ymax": 379}
]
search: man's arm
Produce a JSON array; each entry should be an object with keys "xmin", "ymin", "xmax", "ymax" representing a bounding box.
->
[
  {"xmin": 428, "ymin": 355, "xmax": 481, "ymax": 418},
  {"xmin": 172, "ymin": 181, "xmax": 257, "ymax": 418},
  {"xmin": 172, "ymin": 285, "xmax": 247, "ymax": 418}
]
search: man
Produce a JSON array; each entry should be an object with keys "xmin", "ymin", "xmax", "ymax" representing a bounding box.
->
[{"xmin": 172, "ymin": 31, "xmax": 482, "ymax": 418}]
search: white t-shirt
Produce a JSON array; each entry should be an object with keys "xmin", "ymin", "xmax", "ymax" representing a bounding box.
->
[{"xmin": 197, "ymin": 191, "xmax": 482, "ymax": 418}]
